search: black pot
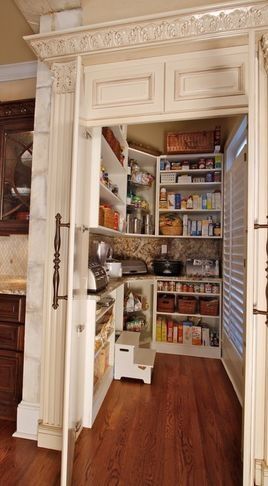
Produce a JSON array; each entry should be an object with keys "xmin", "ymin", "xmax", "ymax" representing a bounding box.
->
[{"xmin": 152, "ymin": 259, "xmax": 183, "ymax": 276}]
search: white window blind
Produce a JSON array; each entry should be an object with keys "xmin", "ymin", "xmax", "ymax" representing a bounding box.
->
[{"xmin": 223, "ymin": 148, "xmax": 247, "ymax": 357}]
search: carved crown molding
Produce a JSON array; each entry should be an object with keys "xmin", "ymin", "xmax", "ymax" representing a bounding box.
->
[
  {"xmin": 0, "ymin": 99, "xmax": 35, "ymax": 119},
  {"xmin": 261, "ymin": 33, "xmax": 268, "ymax": 73},
  {"xmin": 51, "ymin": 60, "xmax": 77, "ymax": 93},
  {"xmin": 26, "ymin": 3, "xmax": 268, "ymax": 62}
]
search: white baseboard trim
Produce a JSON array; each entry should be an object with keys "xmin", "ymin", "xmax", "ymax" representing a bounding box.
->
[
  {"xmin": 0, "ymin": 61, "xmax": 37, "ymax": 82},
  {"xmin": 38, "ymin": 421, "xmax": 62, "ymax": 451},
  {"xmin": 13, "ymin": 400, "xmax": 40, "ymax": 441},
  {"xmin": 255, "ymin": 459, "xmax": 268, "ymax": 486},
  {"xmin": 221, "ymin": 358, "xmax": 243, "ymax": 405}
]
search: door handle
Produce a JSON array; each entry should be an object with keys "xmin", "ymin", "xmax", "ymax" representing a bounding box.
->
[
  {"xmin": 253, "ymin": 216, "xmax": 268, "ymax": 326},
  {"xmin": 52, "ymin": 213, "xmax": 70, "ymax": 310}
]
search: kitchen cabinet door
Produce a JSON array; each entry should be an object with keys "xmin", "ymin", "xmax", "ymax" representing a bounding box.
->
[{"xmin": 0, "ymin": 99, "xmax": 35, "ymax": 235}]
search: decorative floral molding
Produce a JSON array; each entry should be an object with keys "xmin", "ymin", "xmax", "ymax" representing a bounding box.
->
[
  {"xmin": 51, "ymin": 60, "xmax": 77, "ymax": 93},
  {"xmin": 27, "ymin": 3, "xmax": 268, "ymax": 61},
  {"xmin": 261, "ymin": 33, "xmax": 268, "ymax": 73}
]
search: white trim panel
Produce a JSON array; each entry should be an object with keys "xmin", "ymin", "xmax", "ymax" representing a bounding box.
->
[
  {"xmin": 84, "ymin": 59, "xmax": 164, "ymax": 120},
  {"xmin": 13, "ymin": 400, "xmax": 40, "ymax": 441},
  {"xmin": 165, "ymin": 47, "xmax": 248, "ymax": 113},
  {"xmin": 0, "ymin": 61, "xmax": 37, "ymax": 82}
]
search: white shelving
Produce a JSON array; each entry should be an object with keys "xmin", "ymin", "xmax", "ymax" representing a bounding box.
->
[
  {"xmin": 88, "ymin": 126, "xmax": 128, "ymax": 236},
  {"xmin": 83, "ymin": 286, "xmax": 124, "ymax": 428},
  {"xmin": 126, "ymin": 147, "xmax": 157, "ymax": 235},
  {"xmin": 156, "ymin": 153, "xmax": 223, "ymax": 238},
  {"xmin": 152, "ymin": 278, "xmax": 222, "ymax": 359}
]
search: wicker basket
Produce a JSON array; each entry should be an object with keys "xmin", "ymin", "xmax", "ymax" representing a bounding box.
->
[
  {"xmin": 166, "ymin": 130, "xmax": 215, "ymax": 154},
  {"xmin": 178, "ymin": 298, "xmax": 197, "ymax": 315},
  {"xmin": 200, "ymin": 299, "xmax": 219, "ymax": 316},
  {"xmin": 157, "ymin": 294, "xmax": 175, "ymax": 313},
  {"xmin": 160, "ymin": 224, "xmax": 183, "ymax": 236}
]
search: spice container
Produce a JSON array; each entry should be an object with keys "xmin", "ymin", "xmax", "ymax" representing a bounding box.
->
[{"xmin": 205, "ymin": 283, "xmax": 212, "ymax": 293}]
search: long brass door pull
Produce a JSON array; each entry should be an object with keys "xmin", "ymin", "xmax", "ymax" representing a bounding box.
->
[
  {"xmin": 254, "ymin": 217, "xmax": 268, "ymax": 326},
  {"xmin": 52, "ymin": 213, "xmax": 70, "ymax": 310}
]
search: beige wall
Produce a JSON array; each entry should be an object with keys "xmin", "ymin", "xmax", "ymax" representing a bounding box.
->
[
  {"xmin": 0, "ymin": 0, "xmax": 35, "ymax": 65},
  {"xmin": 82, "ymin": 0, "xmax": 254, "ymax": 24},
  {"xmin": 0, "ymin": 78, "xmax": 36, "ymax": 101},
  {"xmin": 127, "ymin": 116, "xmax": 241, "ymax": 154}
]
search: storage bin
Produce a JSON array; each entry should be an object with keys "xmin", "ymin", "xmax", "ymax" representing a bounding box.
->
[
  {"xmin": 166, "ymin": 130, "xmax": 215, "ymax": 154},
  {"xmin": 177, "ymin": 298, "xmax": 197, "ymax": 315},
  {"xmin": 160, "ymin": 173, "xmax": 177, "ymax": 183},
  {"xmin": 199, "ymin": 298, "xmax": 219, "ymax": 316},
  {"xmin": 157, "ymin": 294, "xmax": 175, "ymax": 313}
]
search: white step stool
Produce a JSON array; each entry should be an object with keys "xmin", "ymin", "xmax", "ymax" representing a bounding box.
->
[{"xmin": 114, "ymin": 331, "xmax": 156, "ymax": 384}]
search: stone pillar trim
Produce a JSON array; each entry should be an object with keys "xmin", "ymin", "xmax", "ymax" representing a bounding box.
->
[
  {"xmin": 261, "ymin": 34, "xmax": 268, "ymax": 74},
  {"xmin": 51, "ymin": 60, "xmax": 77, "ymax": 94}
]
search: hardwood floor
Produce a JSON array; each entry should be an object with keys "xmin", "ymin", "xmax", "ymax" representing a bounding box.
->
[
  {"xmin": 72, "ymin": 354, "xmax": 242, "ymax": 486},
  {"xmin": 0, "ymin": 354, "xmax": 242, "ymax": 485},
  {"xmin": 0, "ymin": 420, "xmax": 61, "ymax": 485}
]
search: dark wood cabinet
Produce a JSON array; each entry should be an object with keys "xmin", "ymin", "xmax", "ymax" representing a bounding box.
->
[
  {"xmin": 0, "ymin": 99, "xmax": 35, "ymax": 235},
  {"xmin": 0, "ymin": 294, "xmax": 25, "ymax": 420}
]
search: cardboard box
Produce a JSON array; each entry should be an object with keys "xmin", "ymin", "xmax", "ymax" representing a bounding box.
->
[
  {"xmin": 192, "ymin": 326, "xmax": 202, "ymax": 345},
  {"xmin": 161, "ymin": 319, "xmax": 167, "ymax": 342},
  {"xmin": 183, "ymin": 321, "xmax": 192, "ymax": 345},
  {"xmin": 178, "ymin": 322, "xmax": 183, "ymax": 343},
  {"xmin": 156, "ymin": 318, "xmax": 162, "ymax": 342},
  {"xmin": 173, "ymin": 324, "xmax": 178, "ymax": 343},
  {"xmin": 167, "ymin": 320, "xmax": 173, "ymax": 342}
]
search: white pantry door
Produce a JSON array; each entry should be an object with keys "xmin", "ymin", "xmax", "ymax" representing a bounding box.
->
[
  {"xmin": 60, "ymin": 58, "xmax": 91, "ymax": 486},
  {"xmin": 222, "ymin": 119, "xmax": 248, "ymax": 404}
]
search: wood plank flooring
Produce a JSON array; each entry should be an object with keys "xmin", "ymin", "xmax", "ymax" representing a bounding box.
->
[
  {"xmin": 0, "ymin": 354, "xmax": 242, "ymax": 485},
  {"xmin": 0, "ymin": 420, "xmax": 61, "ymax": 485},
  {"xmin": 72, "ymin": 354, "xmax": 242, "ymax": 486}
]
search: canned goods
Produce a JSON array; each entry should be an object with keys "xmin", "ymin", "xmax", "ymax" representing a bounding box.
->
[
  {"xmin": 199, "ymin": 283, "xmax": 205, "ymax": 293},
  {"xmin": 169, "ymin": 281, "xmax": 175, "ymax": 291},
  {"xmin": 205, "ymin": 283, "xmax": 212, "ymax": 293},
  {"xmin": 212, "ymin": 284, "xmax": 219, "ymax": 294},
  {"xmin": 176, "ymin": 282, "xmax": 182, "ymax": 292},
  {"xmin": 158, "ymin": 281, "xmax": 163, "ymax": 291}
]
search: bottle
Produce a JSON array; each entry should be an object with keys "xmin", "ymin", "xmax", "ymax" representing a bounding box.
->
[{"xmin": 160, "ymin": 187, "xmax": 167, "ymax": 201}]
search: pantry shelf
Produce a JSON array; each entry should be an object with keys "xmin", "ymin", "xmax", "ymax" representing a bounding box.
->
[
  {"xmin": 156, "ymin": 291, "xmax": 220, "ymax": 297},
  {"xmin": 156, "ymin": 311, "xmax": 220, "ymax": 319},
  {"xmin": 152, "ymin": 341, "xmax": 220, "ymax": 359},
  {"xmin": 158, "ymin": 209, "xmax": 221, "ymax": 213},
  {"xmin": 100, "ymin": 183, "xmax": 125, "ymax": 206},
  {"xmin": 159, "ymin": 182, "xmax": 221, "ymax": 190}
]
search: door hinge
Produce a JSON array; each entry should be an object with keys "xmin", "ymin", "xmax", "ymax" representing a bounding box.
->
[
  {"xmin": 244, "ymin": 152, "xmax": 247, "ymax": 162},
  {"xmin": 76, "ymin": 324, "xmax": 85, "ymax": 334}
]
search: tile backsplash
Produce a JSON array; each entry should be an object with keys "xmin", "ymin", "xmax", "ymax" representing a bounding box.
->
[
  {"xmin": 0, "ymin": 235, "xmax": 28, "ymax": 276},
  {"xmin": 89, "ymin": 234, "xmax": 222, "ymax": 274}
]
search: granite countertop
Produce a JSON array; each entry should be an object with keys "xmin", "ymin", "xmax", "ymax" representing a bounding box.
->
[{"xmin": 0, "ymin": 276, "xmax": 27, "ymax": 295}]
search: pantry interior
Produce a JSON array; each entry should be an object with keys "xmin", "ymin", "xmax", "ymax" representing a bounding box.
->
[{"xmin": 85, "ymin": 112, "xmax": 247, "ymax": 430}]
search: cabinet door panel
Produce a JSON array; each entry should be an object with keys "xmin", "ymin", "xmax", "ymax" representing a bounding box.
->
[
  {"xmin": 0, "ymin": 323, "xmax": 24, "ymax": 351},
  {"xmin": 0, "ymin": 295, "xmax": 25, "ymax": 323},
  {"xmin": 0, "ymin": 351, "xmax": 23, "ymax": 403},
  {"xmin": 84, "ymin": 60, "xmax": 164, "ymax": 120},
  {"xmin": 165, "ymin": 47, "xmax": 248, "ymax": 114}
]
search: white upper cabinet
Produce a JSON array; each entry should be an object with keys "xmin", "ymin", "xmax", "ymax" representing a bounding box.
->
[
  {"xmin": 84, "ymin": 59, "xmax": 165, "ymax": 121},
  {"xmin": 165, "ymin": 46, "xmax": 248, "ymax": 114}
]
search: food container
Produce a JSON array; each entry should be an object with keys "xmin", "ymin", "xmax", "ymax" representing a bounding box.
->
[
  {"xmin": 153, "ymin": 259, "xmax": 183, "ymax": 276},
  {"xmin": 157, "ymin": 294, "xmax": 175, "ymax": 312}
]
